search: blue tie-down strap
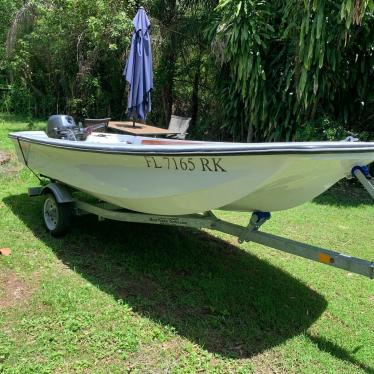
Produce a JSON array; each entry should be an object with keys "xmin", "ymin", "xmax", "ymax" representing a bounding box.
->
[
  {"xmin": 252, "ymin": 211, "xmax": 271, "ymax": 224},
  {"xmin": 351, "ymin": 165, "xmax": 371, "ymax": 179}
]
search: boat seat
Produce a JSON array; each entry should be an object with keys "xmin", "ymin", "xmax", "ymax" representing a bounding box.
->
[
  {"xmin": 83, "ymin": 118, "xmax": 111, "ymax": 132},
  {"xmin": 167, "ymin": 115, "xmax": 191, "ymax": 140}
]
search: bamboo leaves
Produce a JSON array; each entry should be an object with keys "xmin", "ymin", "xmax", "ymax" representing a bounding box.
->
[
  {"xmin": 209, "ymin": 0, "xmax": 273, "ymax": 140},
  {"xmin": 208, "ymin": 0, "xmax": 372, "ymax": 141}
]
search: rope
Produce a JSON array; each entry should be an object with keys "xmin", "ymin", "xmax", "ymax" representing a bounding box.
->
[{"xmin": 17, "ymin": 138, "xmax": 43, "ymax": 183}]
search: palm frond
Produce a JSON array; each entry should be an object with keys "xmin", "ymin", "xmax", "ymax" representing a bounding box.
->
[{"xmin": 6, "ymin": 1, "xmax": 36, "ymax": 57}]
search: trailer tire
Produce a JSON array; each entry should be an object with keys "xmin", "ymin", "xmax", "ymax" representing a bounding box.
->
[{"xmin": 43, "ymin": 193, "xmax": 72, "ymax": 236}]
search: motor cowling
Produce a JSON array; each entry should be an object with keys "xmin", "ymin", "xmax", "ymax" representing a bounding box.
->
[{"xmin": 47, "ymin": 115, "xmax": 81, "ymax": 140}]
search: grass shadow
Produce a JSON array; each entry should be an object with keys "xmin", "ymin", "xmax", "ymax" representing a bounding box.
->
[
  {"xmin": 3, "ymin": 193, "xmax": 330, "ymax": 359},
  {"xmin": 313, "ymin": 180, "xmax": 373, "ymax": 207},
  {"xmin": 306, "ymin": 334, "xmax": 374, "ymax": 374}
]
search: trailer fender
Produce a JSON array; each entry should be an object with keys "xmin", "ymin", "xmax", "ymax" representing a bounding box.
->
[{"xmin": 33, "ymin": 183, "xmax": 74, "ymax": 203}]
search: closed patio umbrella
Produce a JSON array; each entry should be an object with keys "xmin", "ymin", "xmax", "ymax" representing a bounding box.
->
[{"xmin": 123, "ymin": 6, "xmax": 153, "ymax": 124}]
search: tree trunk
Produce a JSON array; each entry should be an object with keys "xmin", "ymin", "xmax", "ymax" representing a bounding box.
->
[
  {"xmin": 159, "ymin": 32, "xmax": 177, "ymax": 128},
  {"xmin": 190, "ymin": 60, "xmax": 201, "ymax": 130},
  {"xmin": 152, "ymin": 0, "xmax": 178, "ymax": 128},
  {"xmin": 246, "ymin": 123, "xmax": 253, "ymax": 142}
]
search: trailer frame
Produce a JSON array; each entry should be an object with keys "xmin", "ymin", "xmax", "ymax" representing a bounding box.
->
[{"xmin": 29, "ymin": 166, "xmax": 374, "ymax": 279}]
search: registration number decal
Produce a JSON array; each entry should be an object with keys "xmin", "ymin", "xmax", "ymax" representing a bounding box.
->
[{"xmin": 144, "ymin": 156, "xmax": 226, "ymax": 172}]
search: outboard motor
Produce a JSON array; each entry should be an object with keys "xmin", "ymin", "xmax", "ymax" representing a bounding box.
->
[{"xmin": 47, "ymin": 115, "xmax": 86, "ymax": 140}]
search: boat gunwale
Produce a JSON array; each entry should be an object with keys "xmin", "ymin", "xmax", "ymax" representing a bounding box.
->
[{"xmin": 9, "ymin": 132, "xmax": 374, "ymax": 156}]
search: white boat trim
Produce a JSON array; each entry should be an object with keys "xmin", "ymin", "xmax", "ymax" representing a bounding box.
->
[{"xmin": 9, "ymin": 131, "xmax": 374, "ymax": 155}]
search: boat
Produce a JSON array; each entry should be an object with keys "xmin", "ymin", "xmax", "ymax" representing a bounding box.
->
[{"xmin": 9, "ymin": 116, "xmax": 374, "ymax": 216}]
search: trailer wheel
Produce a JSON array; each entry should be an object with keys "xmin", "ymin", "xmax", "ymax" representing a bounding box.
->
[{"xmin": 43, "ymin": 193, "xmax": 72, "ymax": 236}]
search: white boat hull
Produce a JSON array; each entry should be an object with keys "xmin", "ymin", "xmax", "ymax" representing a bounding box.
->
[{"xmin": 10, "ymin": 131, "xmax": 374, "ymax": 215}]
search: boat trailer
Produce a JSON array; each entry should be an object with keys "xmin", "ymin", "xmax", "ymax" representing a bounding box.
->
[{"xmin": 29, "ymin": 166, "xmax": 374, "ymax": 279}]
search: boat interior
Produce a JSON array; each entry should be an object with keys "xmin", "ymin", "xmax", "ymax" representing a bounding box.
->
[
  {"xmin": 87, "ymin": 132, "xmax": 205, "ymax": 146},
  {"xmin": 28, "ymin": 129, "xmax": 208, "ymax": 146}
]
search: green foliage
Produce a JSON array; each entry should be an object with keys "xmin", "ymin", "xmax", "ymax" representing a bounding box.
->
[
  {"xmin": 0, "ymin": 0, "xmax": 373, "ymax": 140},
  {"xmin": 2, "ymin": 0, "xmax": 133, "ymax": 118},
  {"xmin": 208, "ymin": 0, "xmax": 273, "ymax": 141},
  {"xmin": 294, "ymin": 116, "xmax": 347, "ymax": 141},
  {"xmin": 208, "ymin": 0, "xmax": 374, "ymax": 141}
]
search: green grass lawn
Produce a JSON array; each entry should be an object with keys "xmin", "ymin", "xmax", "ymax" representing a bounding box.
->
[{"xmin": 0, "ymin": 113, "xmax": 373, "ymax": 373}]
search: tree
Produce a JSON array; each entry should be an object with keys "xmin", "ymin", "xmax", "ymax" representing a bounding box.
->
[
  {"xmin": 1, "ymin": 0, "xmax": 373, "ymax": 142},
  {"xmin": 208, "ymin": 0, "xmax": 374, "ymax": 141},
  {"xmin": 2, "ymin": 0, "xmax": 133, "ymax": 118}
]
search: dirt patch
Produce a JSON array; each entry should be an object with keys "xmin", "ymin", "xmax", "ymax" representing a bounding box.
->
[
  {"xmin": 0, "ymin": 150, "xmax": 23, "ymax": 176},
  {"xmin": 249, "ymin": 350, "xmax": 288, "ymax": 374},
  {"xmin": 0, "ymin": 271, "xmax": 37, "ymax": 308},
  {"xmin": 0, "ymin": 248, "xmax": 12, "ymax": 256},
  {"xmin": 124, "ymin": 338, "xmax": 286, "ymax": 373},
  {"xmin": 124, "ymin": 338, "xmax": 185, "ymax": 372},
  {"xmin": 0, "ymin": 150, "xmax": 11, "ymax": 165}
]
